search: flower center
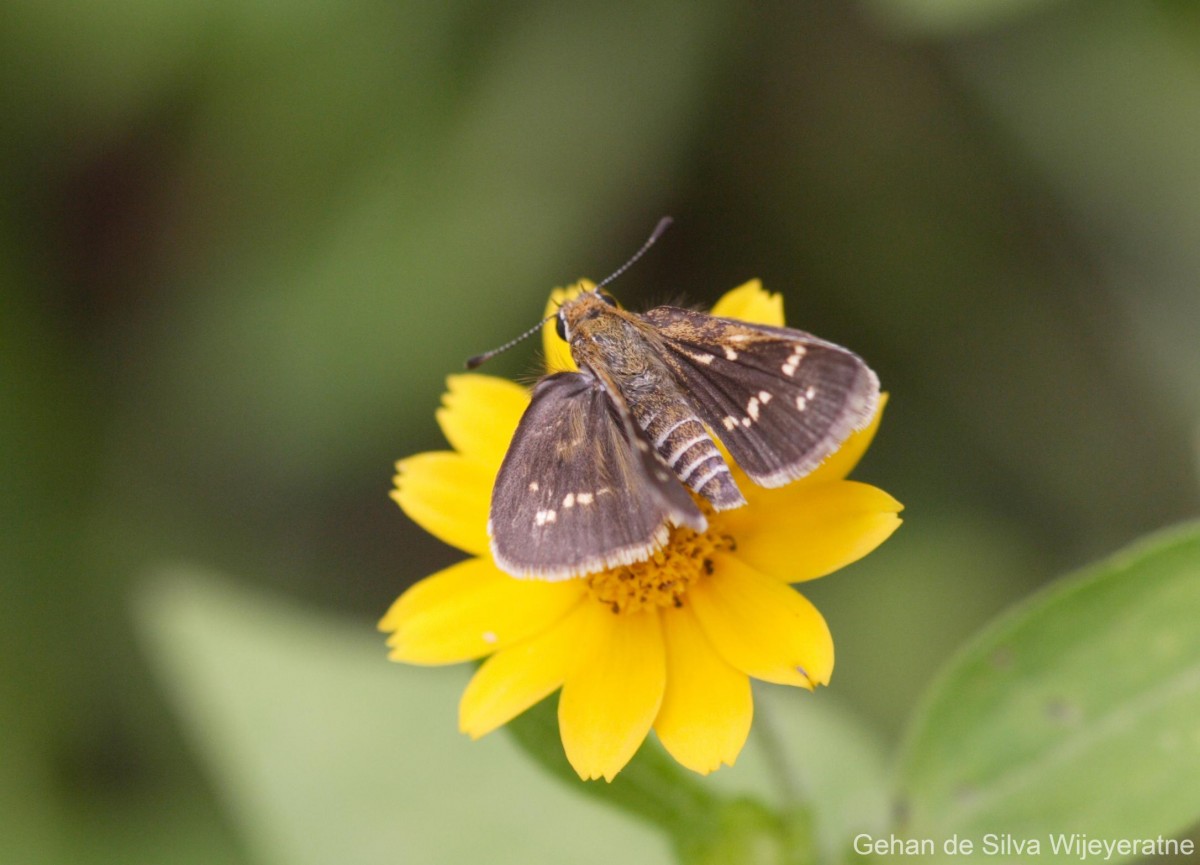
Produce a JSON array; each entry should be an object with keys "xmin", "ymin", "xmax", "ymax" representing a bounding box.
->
[{"xmin": 587, "ymin": 523, "xmax": 736, "ymax": 614}]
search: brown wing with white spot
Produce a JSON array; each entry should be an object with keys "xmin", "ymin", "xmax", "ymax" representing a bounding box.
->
[
  {"xmin": 489, "ymin": 371, "xmax": 705, "ymax": 580},
  {"xmin": 642, "ymin": 306, "xmax": 879, "ymax": 487}
]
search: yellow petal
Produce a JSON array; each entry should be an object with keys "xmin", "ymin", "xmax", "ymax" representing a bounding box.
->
[
  {"xmin": 787, "ymin": 393, "xmax": 890, "ymax": 488},
  {"xmin": 689, "ymin": 554, "xmax": 833, "ymax": 688},
  {"xmin": 654, "ymin": 606, "xmax": 752, "ymax": 775},
  {"xmin": 709, "ymin": 279, "xmax": 784, "ymax": 326},
  {"xmin": 459, "ymin": 601, "xmax": 592, "ymax": 738},
  {"xmin": 559, "ymin": 605, "xmax": 666, "ymax": 781},
  {"xmin": 435, "ymin": 374, "xmax": 529, "ymax": 469},
  {"xmin": 381, "ymin": 557, "xmax": 586, "ymax": 665},
  {"xmin": 724, "ymin": 480, "xmax": 903, "ymax": 583},
  {"xmin": 391, "ymin": 452, "xmax": 492, "ymax": 556},
  {"xmin": 541, "ymin": 280, "xmax": 593, "ymax": 373}
]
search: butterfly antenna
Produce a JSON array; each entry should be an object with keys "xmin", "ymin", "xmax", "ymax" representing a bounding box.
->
[
  {"xmin": 592, "ymin": 216, "xmax": 673, "ymax": 293},
  {"xmin": 465, "ymin": 312, "xmax": 554, "ymax": 370},
  {"xmin": 464, "ymin": 217, "xmax": 672, "ymax": 369}
]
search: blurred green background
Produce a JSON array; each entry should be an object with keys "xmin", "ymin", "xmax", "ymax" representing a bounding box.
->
[{"xmin": 3, "ymin": 0, "xmax": 1199, "ymax": 862}]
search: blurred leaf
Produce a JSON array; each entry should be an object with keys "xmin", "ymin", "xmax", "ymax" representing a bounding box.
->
[
  {"xmin": 692, "ymin": 2, "xmax": 1195, "ymax": 568},
  {"xmin": 1, "ymin": 229, "xmax": 247, "ymax": 865},
  {"xmin": 153, "ymin": 0, "xmax": 730, "ymax": 483},
  {"xmin": 859, "ymin": 0, "xmax": 1066, "ymax": 36},
  {"xmin": 136, "ymin": 568, "xmax": 671, "ymax": 865},
  {"xmin": 895, "ymin": 522, "xmax": 1200, "ymax": 858},
  {"xmin": 955, "ymin": 1, "xmax": 1200, "ymax": 439},
  {"xmin": 1, "ymin": 0, "xmax": 216, "ymax": 143}
]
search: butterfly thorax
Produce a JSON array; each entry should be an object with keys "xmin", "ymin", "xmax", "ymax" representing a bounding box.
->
[{"xmin": 561, "ymin": 294, "xmax": 746, "ymax": 511}]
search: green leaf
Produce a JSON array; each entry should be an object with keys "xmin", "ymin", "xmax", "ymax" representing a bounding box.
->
[
  {"xmin": 136, "ymin": 569, "xmax": 672, "ymax": 865},
  {"xmin": 895, "ymin": 522, "xmax": 1200, "ymax": 861}
]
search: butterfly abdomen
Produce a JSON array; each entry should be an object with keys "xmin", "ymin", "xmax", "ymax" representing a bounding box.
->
[{"xmin": 630, "ymin": 388, "xmax": 746, "ymax": 512}]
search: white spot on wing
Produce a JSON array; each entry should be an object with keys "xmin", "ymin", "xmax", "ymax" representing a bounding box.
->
[
  {"xmin": 563, "ymin": 493, "xmax": 575, "ymax": 508},
  {"xmin": 528, "ymin": 481, "xmax": 539, "ymax": 491},
  {"xmin": 759, "ymin": 390, "xmax": 772, "ymax": 404},
  {"xmin": 747, "ymin": 396, "xmax": 760, "ymax": 421},
  {"xmin": 535, "ymin": 509, "xmax": 557, "ymax": 526},
  {"xmin": 781, "ymin": 345, "xmax": 807, "ymax": 377},
  {"xmin": 724, "ymin": 346, "xmax": 739, "ymax": 361},
  {"xmin": 576, "ymin": 492, "xmax": 594, "ymax": 505},
  {"xmin": 722, "ymin": 415, "xmax": 738, "ymax": 431}
]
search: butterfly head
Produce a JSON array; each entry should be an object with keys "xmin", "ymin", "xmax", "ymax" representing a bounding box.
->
[{"xmin": 554, "ymin": 287, "xmax": 619, "ymax": 342}]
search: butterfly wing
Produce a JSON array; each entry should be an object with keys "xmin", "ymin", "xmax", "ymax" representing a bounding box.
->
[
  {"xmin": 489, "ymin": 371, "xmax": 705, "ymax": 580},
  {"xmin": 643, "ymin": 306, "xmax": 879, "ymax": 487}
]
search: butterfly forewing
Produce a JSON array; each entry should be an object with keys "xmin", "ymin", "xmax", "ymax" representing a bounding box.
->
[
  {"xmin": 643, "ymin": 306, "xmax": 879, "ymax": 486},
  {"xmin": 489, "ymin": 371, "xmax": 705, "ymax": 580}
]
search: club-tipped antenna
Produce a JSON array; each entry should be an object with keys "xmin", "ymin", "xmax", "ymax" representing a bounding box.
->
[
  {"xmin": 592, "ymin": 215, "xmax": 673, "ymax": 293},
  {"xmin": 464, "ymin": 216, "xmax": 673, "ymax": 369},
  {"xmin": 465, "ymin": 312, "xmax": 555, "ymax": 370}
]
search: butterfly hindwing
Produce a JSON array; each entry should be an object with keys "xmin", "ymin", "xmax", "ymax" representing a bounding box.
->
[
  {"xmin": 642, "ymin": 306, "xmax": 879, "ymax": 487},
  {"xmin": 489, "ymin": 371, "xmax": 705, "ymax": 580}
]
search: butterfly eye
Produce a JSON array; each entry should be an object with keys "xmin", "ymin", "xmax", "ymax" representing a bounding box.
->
[
  {"xmin": 555, "ymin": 311, "xmax": 568, "ymax": 341},
  {"xmin": 597, "ymin": 290, "xmax": 618, "ymax": 307}
]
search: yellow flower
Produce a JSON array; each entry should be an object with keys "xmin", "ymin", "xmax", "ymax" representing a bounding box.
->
[{"xmin": 381, "ymin": 280, "xmax": 902, "ymax": 781}]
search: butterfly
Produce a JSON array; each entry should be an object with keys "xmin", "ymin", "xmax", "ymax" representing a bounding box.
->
[{"xmin": 474, "ymin": 220, "xmax": 880, "ymax": 580}]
